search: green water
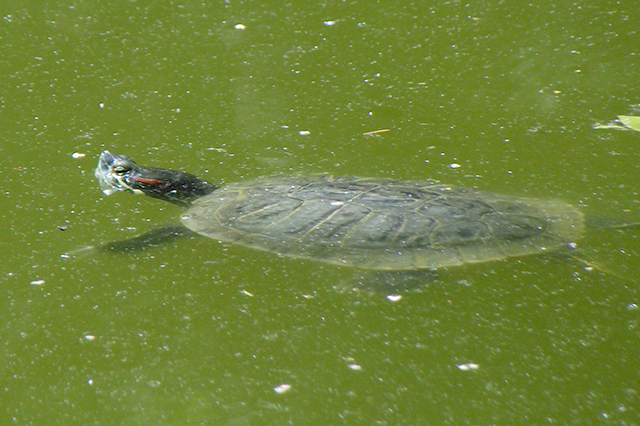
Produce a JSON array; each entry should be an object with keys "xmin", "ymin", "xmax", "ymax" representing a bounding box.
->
[{"xmin": 2, "ymin": 1, "xmax": 640, "ymax": 424}]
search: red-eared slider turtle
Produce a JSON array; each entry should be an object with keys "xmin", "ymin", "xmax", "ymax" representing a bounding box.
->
[{"xmin": 94, "ymin": 151, "xmax": 585, "ymax": 278}]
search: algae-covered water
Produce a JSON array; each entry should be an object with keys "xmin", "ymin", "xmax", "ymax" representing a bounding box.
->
[{"xmin": 1, "ymin": 1, "xmax": 639, "ymax": 424}]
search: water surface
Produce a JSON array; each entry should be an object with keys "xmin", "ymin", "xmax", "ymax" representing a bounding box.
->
[{"xmin": 1, "ymin": 1, "xmax": 639, "ymax": 424}]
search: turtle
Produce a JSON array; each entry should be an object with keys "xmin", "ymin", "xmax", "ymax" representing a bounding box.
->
[{"xmin": 93, "ymin": 150, "xmax": 588, "ymax": 288}]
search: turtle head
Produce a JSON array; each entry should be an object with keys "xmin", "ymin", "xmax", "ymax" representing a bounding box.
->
[{"xmin": 94, "ymin": 151, "xmax": 216, "ymax": 206}]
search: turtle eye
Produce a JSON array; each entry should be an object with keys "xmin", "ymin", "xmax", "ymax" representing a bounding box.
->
[{"xmin": 112, "ymin": 165, "xmax": 130, "ymax": 176}]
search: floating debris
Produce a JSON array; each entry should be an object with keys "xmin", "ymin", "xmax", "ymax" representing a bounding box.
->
[
  {"xmin": 234, "ymin": 23, "xmax": 246, "ymax": 30},
  {"xmin": 347, "ymin": 363, "xmax": 362, "ymax": 371},
  {"xmin": 363, "ymin": 128, "xmax": 391, "ymax": 136},
  {"xmin": 273, "ymin": 383, "xmax": 292, "ymax": 394},
  {"xmin": 386, "ymin": 294, "xmax": 402, "ymax": 302},
  {"xmin": 618, "ymin": 115, "xmax": 640, "ymax": 131},
  {"xmin": 71, "ymin": 152, "xmax": 86, "ymax": 159},
  {"xmin": 29, "ymin": 279, "xmax": 45, "ymax": 286},
  {"xmin": 594, "ymin": 115, "xmax": 640, "ymax": 132}
]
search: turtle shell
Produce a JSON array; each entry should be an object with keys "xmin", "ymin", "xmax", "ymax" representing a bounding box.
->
[{"xmin": 180, "ymin": 176, "xmax": 584, "ymax": 270}]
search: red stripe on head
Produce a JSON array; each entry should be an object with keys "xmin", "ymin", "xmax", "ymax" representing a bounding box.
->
[{"xmin": 132, "ymin": 176, "xmax": 166, "ymax": 186}]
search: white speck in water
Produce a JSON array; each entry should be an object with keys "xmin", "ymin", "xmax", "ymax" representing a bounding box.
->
[
  {"xmin": 323, "ymin": 20, "xmax": 336, "ymax": 26},
  {"xmin": 299, "ymin": 130, "xmax": 311, "ymax": 135},
  {"xmin": 273, "ymin": 384, "xmax": 292, "ymax": 394},
  {"xmin": 71, "ymin": 152, "xmax": 86, "ymax": 159},
  {"xmin": 386, "ymin": 294, "xmax": 402, "ymax": 302},
  {"xmin": 347, "ymin": 363, "xmax": 362, "ymax": 371},
  {"xmin": 84, "ymin": 334, "xmax": 96, "ymax": 341},
  {"xmin": 30, "ymin": 279, "xmax": 45, "ymax": 286},
  {"xmin": 234, "ymin": 23, "xmax": 246, "ymax": 30},
  {"xmin": 206, "ymin": 147, "xmax": 227, "ymax": 153},
  {"xmin": 456, "ymin": 362, "xmax": 479, "ymax": 371},
  {"xmin": 449, "ymin": 163, "xmax": 461, "ymax": 169}
]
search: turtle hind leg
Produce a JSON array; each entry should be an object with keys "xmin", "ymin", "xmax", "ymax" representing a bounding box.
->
[{"xmin": 340, "ymin": 269, "xmax": 440, "ymax": 293}]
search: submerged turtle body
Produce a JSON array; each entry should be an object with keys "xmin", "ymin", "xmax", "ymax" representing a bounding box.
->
[
  {"xmin": 184, "ymin": 177, "xmax": 584, "ymax": 270},
  {"xmin": 95, "ymin": 151, "xmax": 585, "ymax": 271}
]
